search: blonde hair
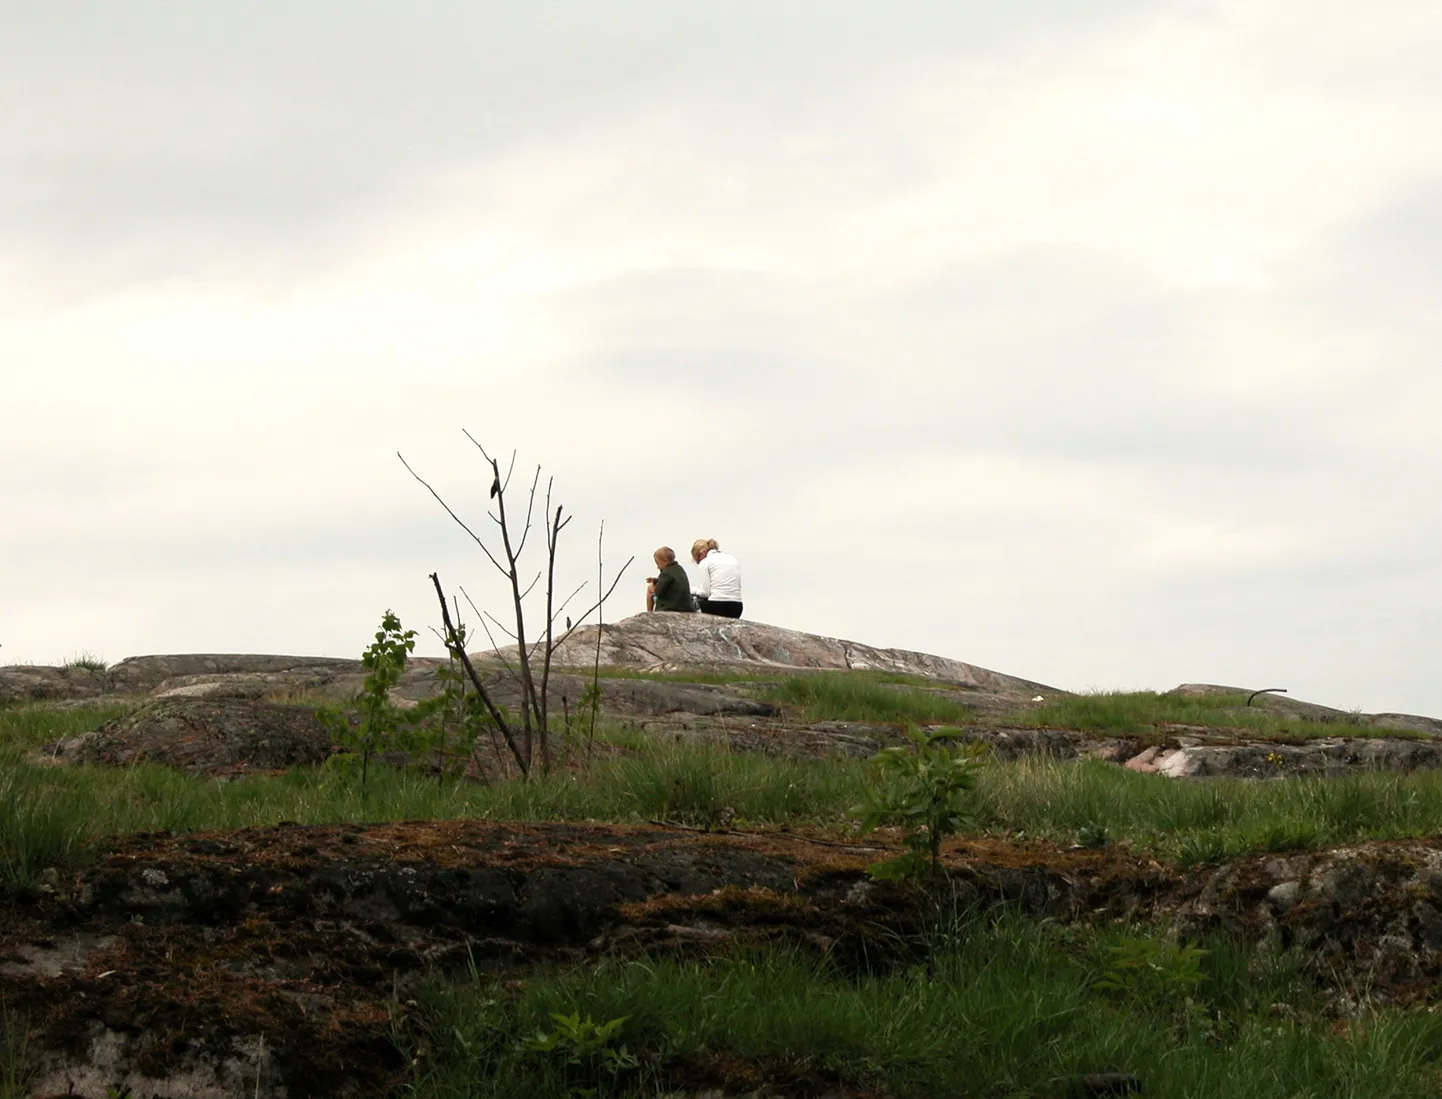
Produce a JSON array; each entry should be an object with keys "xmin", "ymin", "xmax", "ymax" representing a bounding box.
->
[
  {"xmin": 654, "ymin": 546, "xmax": 676, "ymax": 565},
  {"xmin": 691, "ymin": 538, "xmax": 719, "ymax": 559}
]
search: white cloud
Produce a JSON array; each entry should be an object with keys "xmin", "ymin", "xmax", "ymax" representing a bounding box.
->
[{"xmin": 3, "ymin": 1, "xmax": 1441, "ymax": 716}]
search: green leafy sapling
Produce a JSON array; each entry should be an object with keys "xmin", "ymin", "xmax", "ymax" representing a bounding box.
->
[
  {"xmin": 517, "ymin": 1012, "xmax": 638, "ymax": 1097},
  {"xmin": 853, "ymin": 726, "xmax": 978, "ymax": 882},
  {"xmin": 322, "ymin": 610, "xmax": 416, "ymax": 793},
  {"xmin": 408, "ymin": 619, "xmax": 489, "ymax": 781}
]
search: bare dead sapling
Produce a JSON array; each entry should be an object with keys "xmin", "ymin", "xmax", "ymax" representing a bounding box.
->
[{"xmin": 399, "ymin": 435, "xmax": 632, "ymax": 777}]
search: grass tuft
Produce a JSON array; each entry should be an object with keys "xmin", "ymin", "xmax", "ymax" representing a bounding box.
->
[
  {"xmin": 61, "ymin": 651, "xmax": 109, "ymax": 673},
  {"xmin": 1013, "ymin": 690, "xmax": 1395, "ymax": 739},
  {"xmin": 761, "ymin": 672, "xmax": 970, "ymax": 725}
]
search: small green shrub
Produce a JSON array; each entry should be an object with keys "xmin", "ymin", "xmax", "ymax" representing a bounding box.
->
[
  {"xmin": 517, "ymin": 1012, "xmax": 638, "ymax": 1096},
  {"xmin": 1094, "ymin": 934, "xmax": 1208, "ymax": 1005},
  {"xmin": 854, "ymin": 726, "xmax": 978, "ymax": 881},
  {"xmin": 320, "ymin": 610, "xmax": 417, "ymax": 792}
]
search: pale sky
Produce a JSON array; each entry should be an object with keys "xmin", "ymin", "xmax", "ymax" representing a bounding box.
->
[{"xmin": 3, "ymin": 1, "xmax": 1440, "ymax": 717}]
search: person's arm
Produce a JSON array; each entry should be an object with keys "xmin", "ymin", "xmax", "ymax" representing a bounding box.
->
[{"xmin": 694, "ymin": 556, "xmax": 712, "ymax": 598}]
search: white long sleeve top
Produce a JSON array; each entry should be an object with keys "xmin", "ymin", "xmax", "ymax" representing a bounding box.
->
[{"xmin": 695, "ymin": 549, "xmax": 742, "ymax": 602}]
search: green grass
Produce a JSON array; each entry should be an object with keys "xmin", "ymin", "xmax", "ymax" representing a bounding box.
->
[
  {"xmin": 0, "ymin": 705, "xmax": 871, "ymax": 887},
  {"xmin": 760, "ymin": 671, "xmax": 971, "ymax": 724},
  {"xmin": 971, "ymin": 756, "xmax": 1442, "ymax": 861},
  {"xmin": 0, "ymin": 1007, "xmax": 35, "ymax": 1099},
  {"xmin": 402, "ymin": 915, "xmax": 1442, "ymax": 1098},
  {"xmin": 11, "ymin": 704, "xmax": 1442, "ymax": 886},
  {"xmin": 1012, "ymin": 690, "xmax": 1392, "ymax": 739},
  {"xmin": 60, "ymin": 651, "xmax": 108, "ymax": 673}
]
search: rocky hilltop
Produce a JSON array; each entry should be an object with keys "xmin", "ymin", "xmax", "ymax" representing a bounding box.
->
[
  {"xmin": 7, "ymin": 616, "xmax": 1442, "ymax": 1096},
  {"xmin": 6, "ymin": 614, "xmax": 1442, "ymax": 778}
]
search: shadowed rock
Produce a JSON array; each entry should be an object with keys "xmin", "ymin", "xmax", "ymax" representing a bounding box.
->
[{"xmin": 40, "ymin": 697, "xmax": 335, "ymax": 777}]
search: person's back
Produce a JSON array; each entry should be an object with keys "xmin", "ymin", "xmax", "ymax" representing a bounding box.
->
[
  {"xmin": 647, "ymin": 546, "xmax": 694, "ymax": 613},
  {"xmin": 691, "ymin": 539, "xmax": 743, "ymax": 618}
]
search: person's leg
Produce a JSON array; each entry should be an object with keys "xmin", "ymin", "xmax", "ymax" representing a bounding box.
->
[{"xmin": 706, "ymin": 601, "xmax": 742, "ymax": 619}]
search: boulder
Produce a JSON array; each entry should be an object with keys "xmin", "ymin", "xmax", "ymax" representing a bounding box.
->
[
  {"xmin": 0, "ymin": 663, "xmax": 109, "ymax": 703},
  {"xmin": 39, "ymin": 697, "xmax": 335, "ymax": 777}
]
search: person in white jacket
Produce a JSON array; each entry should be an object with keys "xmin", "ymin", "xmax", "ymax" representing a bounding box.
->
[{"xmin": 690, "ymin": 539, "xmax": 743, "ymax": 618}]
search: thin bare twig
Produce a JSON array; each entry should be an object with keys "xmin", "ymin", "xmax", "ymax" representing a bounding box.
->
[
  {"xmin": 430, "ymin": 571, "xmax": 528, "ymax": 777},
  {"xmin": 481, "ymin": 609, "xmax": 520, "ymax": 643},
  {"xmin": 397, "ymin": 452, "xmax": 509, "ymax": 577}
]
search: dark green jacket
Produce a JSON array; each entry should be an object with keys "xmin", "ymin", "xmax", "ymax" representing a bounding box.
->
[{"xmin": 652, "ymin": 561, "xmax": 693, "ymax": 612}]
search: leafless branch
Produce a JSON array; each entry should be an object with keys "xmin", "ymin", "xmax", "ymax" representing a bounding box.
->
[
  {"xmin": 429, "ymin": 571, "xmax": 528, "ymax": 777},
  {"xmin": 482, "ymin": 609, "xmax": 520, "ymax": 643},
  {"xmin": 548, "ymin": 557, "xmax": 635, "ymax": 650},
  {"xmin": 514, "ymin": 467, "xmax": 542, "ymax": 559},
  {"xmin": 397, "ymin": 452, "xmax": 510, "ymax": 577}
]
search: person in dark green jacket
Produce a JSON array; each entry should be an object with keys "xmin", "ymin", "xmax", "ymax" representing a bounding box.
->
[{"xmin": 646, "ymin": 546, "xmax": 693, "ymax": 613}]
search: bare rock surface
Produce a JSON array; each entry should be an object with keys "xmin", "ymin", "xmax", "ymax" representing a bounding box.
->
[
  {"xmin": 1124, "ymin": 736, "xmax": 1442, "ymax": 779},
  {"xmin": 39, "ymin": 698, "xmax": 336, "ymax": 777},
  {"xmin": 0, "ymin": 664, "xmax": 110, "ymax": 704},
  {"xmin": 548, "ymin": 613, "xmax": 1056, "ymax": 696},
  {"xmin": 1173, "ymin": 682, "xmax": 1442, "ymax": 737}
]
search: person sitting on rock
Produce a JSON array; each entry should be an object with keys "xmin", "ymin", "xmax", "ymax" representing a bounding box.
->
[
  {"xmin": 691, "ymin": 538, "xmax": 743, "ymax": 618},
  {"xmin": 646, "ymin": 546, "xmax": 693, "ymax": 613}
]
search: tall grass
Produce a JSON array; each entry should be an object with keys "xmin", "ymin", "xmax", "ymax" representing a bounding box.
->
[
  {"xmin": 761, "ymin": 672, "xmax": 970, "ymax": 724},
  {"xmin": 971, "ymin": 757, "xmax": 1442, "ymax": 861},
  {"xmin": 12, "ymin": 705, "xmax": 1442, "ymax": 886},
  {"xmin": 0, "ymin": 722, "xmax": 872, "ymax": 886},
  {"xmin": 404, "ymin": 915, "xmax": 1442, "ymax": 1098},
  {"xmin": 1015, "ymin": 690, "xmax": 1390, "ymax": 739},
  {"xmin": 0, "ymin": 1007, "xmax": 35, "ymax": 1099}
]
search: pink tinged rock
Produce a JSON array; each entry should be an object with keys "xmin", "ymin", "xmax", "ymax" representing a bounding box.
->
[
  {"xmin": 1124, "ymin": 747, "xmax": 1160, "ymax": 772},
  {"xmin": 1154, "ymin": 749, "xmax": 1196, "ymax": 778}
]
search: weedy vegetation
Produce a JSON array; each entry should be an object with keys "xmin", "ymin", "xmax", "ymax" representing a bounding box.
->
[
  {"xmin": 1013, "ymin": 689, "xmax": 1397, "ymax": 739},
  {"xmin": 761, "ymin": 670, "xmax": 972, "ymax": 725},
  {"xmin": 399, "ymin": 915, "xmax": 1442, "ymax": 1098}
]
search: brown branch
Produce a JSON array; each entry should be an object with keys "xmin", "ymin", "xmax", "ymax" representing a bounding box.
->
[
  {"xmin": 547, "ymin": 556, "xmax": 635, "ymax": 650},
  {"xmin": 430, "ymin": 571, "xmax": 529, "ymax": 778},
  {"xmin": 397, "ymin": 452, "xmax": 509, "ymax": 578}
]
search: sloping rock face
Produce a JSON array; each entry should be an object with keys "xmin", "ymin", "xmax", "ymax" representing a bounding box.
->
[
  {"xmin": 0, "ymin": 664, "xmax": 110, "ymax": 704},
  {"xmin": 108, "ymin": 654, "xmax": 362, "ymax": 694},
  {"xmin": 1174, "ymin": 682, "xmax": 1442, "ymax": 737},
  {"xmin": 0, "ymin": 655, "xmax": 365, "ymax": 706},
  {"xmin": 40, "ymin": 698, "xmax": 336, "ymax": 777},
  {"xmin": 548, "ymin": 613, "xmax": 1055, "ymax": 694}
]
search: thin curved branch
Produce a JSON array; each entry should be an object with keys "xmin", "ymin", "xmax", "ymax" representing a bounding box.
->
[{"xmin": 397, "ymin": 452, "xmax": 509, "ymax": 576}]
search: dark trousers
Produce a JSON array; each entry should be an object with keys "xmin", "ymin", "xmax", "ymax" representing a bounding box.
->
[{"xmin": 698, "ymin": 598, "xmax": 743, "ymax": 619}]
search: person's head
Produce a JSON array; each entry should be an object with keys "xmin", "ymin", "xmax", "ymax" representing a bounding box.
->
[
  {"xmin": 690, "ymin": 538, "xmax": 718, "ymax": 563},
  {"xmin": 654, "ymin": 546, "xmax": 676, "ymax": 568}
]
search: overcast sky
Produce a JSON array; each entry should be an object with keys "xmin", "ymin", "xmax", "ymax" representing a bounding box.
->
[{"xmin": 3, "ymin": 1, "xmax": 1440, "ymax": 716}]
